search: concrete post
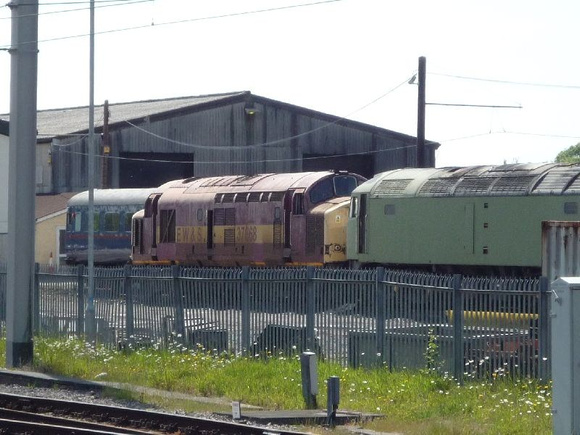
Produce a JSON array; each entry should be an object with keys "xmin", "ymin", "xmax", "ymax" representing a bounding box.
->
[{"xmin": 6, "ymin": 0, "xmax": 38, "ymax": 368}]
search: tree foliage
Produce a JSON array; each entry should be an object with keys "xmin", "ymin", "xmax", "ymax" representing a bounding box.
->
[{"xmin": 556, "ymin": 143, "xmax": 580, "ymax": 164}]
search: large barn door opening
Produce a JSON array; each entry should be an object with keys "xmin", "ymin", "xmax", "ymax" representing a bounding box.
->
[{"xmin": 119, "ymin": 153, "xmax": 193, "ymax": 188}]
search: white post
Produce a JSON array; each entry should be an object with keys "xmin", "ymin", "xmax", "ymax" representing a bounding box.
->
[{"xmin": 551, "ymin": 277, "xmax": 580, "ymax": 435}]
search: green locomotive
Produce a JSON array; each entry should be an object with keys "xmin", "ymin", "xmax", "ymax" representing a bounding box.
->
[{"xmin": 346, "ymin": 163, "xmax": 580, "ymax": 275}]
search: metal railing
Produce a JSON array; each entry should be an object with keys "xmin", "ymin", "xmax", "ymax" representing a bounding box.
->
[{"xmin": 0, "ymin": 264, "xmax": 550, "ymax": 380}]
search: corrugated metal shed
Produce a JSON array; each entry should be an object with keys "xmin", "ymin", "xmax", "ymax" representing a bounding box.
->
[{"xmin": 1, "ymin": 91, "xmax": 439, "ymax": 193}]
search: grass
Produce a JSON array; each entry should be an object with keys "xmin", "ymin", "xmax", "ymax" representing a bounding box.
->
[{"xmin": 0, "ymin": 337, "xmax": 552, "ymax": 435}]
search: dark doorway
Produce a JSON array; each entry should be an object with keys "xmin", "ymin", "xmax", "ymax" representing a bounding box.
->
[
  {"xmin": 302, "ymin": 154, "xmax": 374, "ymax": 179},
  {"xmin": 119, "ymin": 153, "xmax": 194, "ymax": 188}
]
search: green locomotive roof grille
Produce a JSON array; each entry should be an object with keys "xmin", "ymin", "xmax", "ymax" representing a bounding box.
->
[
  {"xmin": 417, "ymin": 178, "xmax": 458, "ymax": 196},
  {"xmin": 453, "ymin": 177, "xmax": 496, "ymax": 196},
  {"xmin": 563, "ymin": 175, "xmax": 580, "ymax": 194},
  {"xmin": 374, "ymin": 179, "xmax": 413, "ymax": 195},
  {"xmin": 488, "ymin": 175, "xmax": 537, "ymax": 195},
  {"xmin": 532, "ymin": 168, "xmax": 580, "ymax": 195}
]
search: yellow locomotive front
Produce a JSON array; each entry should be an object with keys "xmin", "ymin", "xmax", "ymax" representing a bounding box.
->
[{"xmin": 308, "ymin": 198, "xmax": 351, "ymax": 265}]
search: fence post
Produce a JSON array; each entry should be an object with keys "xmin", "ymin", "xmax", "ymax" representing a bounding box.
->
[
  {"xmin": 375, "ymin": 267, "xmax": 386, "ymax": 367},
  {"xmin": 241, "ymin": 266, "xmax": 251, "ymax": 352},
  {"xmin": 76, "ymin": 264, "xmax": 85, "ymax": 337},
  {"xmin": 538, "ymin": 276, "xmax": 550, "ymax": 382},
  {"xmin": 452, "ymin": 274, "xmax": 463, "ymax": 385},
  {"xmin": 32, "ymin": 263, "xmax": 40, "ymax": 335},
  {"xmin": 172, "ymin": 265, "xmax": 185, "ymax": 344},
  {"xmin": 124, "ymin": 264, "xmax": 134, "ymax": 345},
  {"xmin": 306, "ymin": 266, "xmax": 316, "ymax": 352}
]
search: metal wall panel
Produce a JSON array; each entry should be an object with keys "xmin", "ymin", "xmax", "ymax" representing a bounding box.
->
[{"xmin": 542, "ymin": 221, "xmax": 580, "ymax": 283}]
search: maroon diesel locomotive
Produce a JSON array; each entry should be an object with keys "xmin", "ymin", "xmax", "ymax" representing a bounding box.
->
[{"xmin": 131, "ymin": 171, "xmax": 366, "ymax": 267}]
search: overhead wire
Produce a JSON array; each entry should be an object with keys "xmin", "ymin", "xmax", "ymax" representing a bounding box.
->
[
  {"xmin": 119, "ymin": 77, "xmax": 412, "ymax": 151},
  {"xmin": 50, "ymin": 75, "xmax": 417, "ymax": 164},
  {"xmin": 0, "ymin": 0, "xmax": 346, "ymax": 49},
  {"xmin": 0, "ymin": 0, "xmax": 153, "ymax": 21},
  {"xmin": 430, "ymin": 71, "xmax": 580, "ymax": 90},
  {"xmin": 55, "ymin": 141, "xmax": 417, "ymax": 165}
]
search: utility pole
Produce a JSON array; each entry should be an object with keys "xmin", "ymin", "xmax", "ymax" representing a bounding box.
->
[
  {"xmin": 6, "ymin": 0, "xmax": 38, "ymax": 367},
  {"xmin": 416, "ymin": 56, "xmax": 426, "ymax": 168},
  {"xmin": 102, "ymin": 100, "xmax": 110, "ymax": 189},
  {"xmin": 86, "ymin": 0, "xmax": 96, "ymax": 343}
]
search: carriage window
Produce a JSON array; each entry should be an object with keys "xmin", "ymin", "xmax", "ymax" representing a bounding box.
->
[
  {"xmin": 93, "ymin": 213, "xmax": 100, "ymax": 232},
  {"xmin": 123, "ymin": 213, "xmax": 133, "ymax": 232},
  {"xmin": 104, "ymin": 212, "xmax": 120, "ymax": 232},
  {"xmin": 70, "ymin": 211, "xmax": 83, "ymax": 232},
  {"xmin": 274, "ymin": 207, "xmax": 281, "ymax": 219},
  {"xmin": 197, "ymin": 208, "xmax": 204, "ymax": 222}
]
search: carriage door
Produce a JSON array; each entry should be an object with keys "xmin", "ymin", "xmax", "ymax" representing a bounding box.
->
[{"xmin": 357, "ymin": 194, "xmax": 367, "ymax": 254}]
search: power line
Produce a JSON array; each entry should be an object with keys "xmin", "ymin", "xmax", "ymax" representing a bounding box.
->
[
  {"xmin": 54, "ymin": 141, "xmax": 417, "ymax": 165},
  {"xmin": 0, "ymin": 0, "xmax": 346, "ymax": 49},
  {"xmin": 430, "ymin": 71, "xmax": 580, "ymax": 90},
  {"xmin": 440, "ymin": 130, "xmax": 580, "ymax": 144},
  {"xmin": 0, "ymin": 0, "xmax": 152, "ymax": 21},
  {"xmin": 48, "ymin": 76, "xmax": 412, "ymax": 150}
]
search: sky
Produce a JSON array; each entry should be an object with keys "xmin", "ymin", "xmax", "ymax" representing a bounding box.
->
[{"xmin": 0, "ymin": 0, "xmax": 579, "ymax": 168}]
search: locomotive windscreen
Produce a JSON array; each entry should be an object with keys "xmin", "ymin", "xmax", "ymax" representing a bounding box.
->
[{"xmin": 309, "ymin": 175, "xmax": 359, "ymax": 204}]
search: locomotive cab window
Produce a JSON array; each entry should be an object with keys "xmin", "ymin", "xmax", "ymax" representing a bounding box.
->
[
  {"xmin": 310, "ymin": 175, "xmax": 360, "ymax": 204},
  {"xmin": 132, "ymin": 219, "xmax": 142, "ymax": 248},
  {"xmin": 334, "ymin": 175, "xmax": 359, "ymax": 196},
  {"xmin": 293, "ymin": 193, "xmax": 304, "ymax": 215},
  {"xmin": 350, "ymin": 197, "xmax": 358, "ymax": 218},
  {"xmin": 159, "ymin": 209, "xmax": 176, "ymax": 243}
]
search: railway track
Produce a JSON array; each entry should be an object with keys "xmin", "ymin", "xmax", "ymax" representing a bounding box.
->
[{"xmin": 0, "ymin": 390, "xmax": 307, "ymax": 434}]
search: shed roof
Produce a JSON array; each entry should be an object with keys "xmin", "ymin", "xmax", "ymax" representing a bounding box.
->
[
  {"xmin": 0, "ymin": 92, "xmax": 247, "ymax": 141},
  {"xmin": 0, "ymin": 91, "xmax": 439, "ymax": 149}
]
